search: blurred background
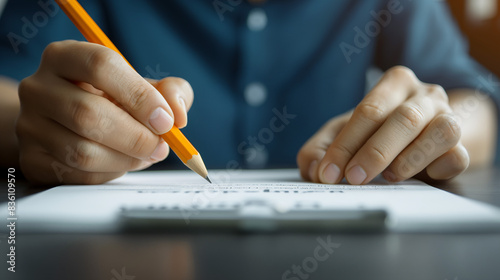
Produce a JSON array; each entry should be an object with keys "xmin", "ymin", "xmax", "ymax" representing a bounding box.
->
[
  {"xmin": 447, "ymin": 0, "xmax": 500, "ymax": 79},
  {"xmin": 0, "ymin": 0, "xmax": 6, "ymax": 15},
  {"xmin": 0, "ymin": 0, "xmax": 498, "ymax": 78}
]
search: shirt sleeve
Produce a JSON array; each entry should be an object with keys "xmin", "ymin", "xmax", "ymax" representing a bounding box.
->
[
  {"xmin": 375, "ymin": 0, "xmax": 500, "ymax": 164},
  {"xmin": 0, "ymin": 0, "xmax": 105, "ymax": 81}
]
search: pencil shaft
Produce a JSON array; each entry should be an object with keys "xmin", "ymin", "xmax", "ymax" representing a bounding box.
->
[{"xmin": 161, "ymin": 126, "xmax": 198, "ymax": 163}]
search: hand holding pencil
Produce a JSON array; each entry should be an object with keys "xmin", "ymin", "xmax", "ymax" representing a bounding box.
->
[{"xmin": 15, "ymin": 0, "xmax": 210, "ymax": 185}]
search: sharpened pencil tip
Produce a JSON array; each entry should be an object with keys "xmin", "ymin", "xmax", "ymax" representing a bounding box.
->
[{"xmin": 205, "ymin": 176, "xmax": 212, "ymax": 184}]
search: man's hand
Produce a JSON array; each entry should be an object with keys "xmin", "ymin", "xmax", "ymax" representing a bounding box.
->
[
  {"xmin": 17, "ymin": 40, "xmax": 194, "ymax": 185},
  {"xmin": 297, "ymin": 66, "xmax": 470, "ymax": 184}
]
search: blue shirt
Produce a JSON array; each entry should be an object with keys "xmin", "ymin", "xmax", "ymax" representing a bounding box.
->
[{"xmin": 1, "ymin": 0, "xmax": 499, "ymax": 169}]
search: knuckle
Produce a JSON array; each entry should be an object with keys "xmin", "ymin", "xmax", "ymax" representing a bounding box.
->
[
  {"xmin": 436, "ymin": 114, "xmax": 461, "ymax": 144},
  {"xmin": 366, "ymin": 145, "xmax": 390, "ymax": 166},
  {"xmin": 388, "ymin": 66, "xmax": 417, "ymax": 82},
  {"xmin": 18, "ymin": 78, "xmax": 36, "ymax": 103},
  {"xmin": 128, "ymin": 130, "xmax": 154, "ymax": 157},
  {"xmin": 390, "ymin": 156, "xmax": 412, "ymax": 179},
  {"xmin": 126, "ymin": 81, "xmax": 151, "ymax": 112},
  {"xmin": 395, "ymin": 104, "xmax": 425, "ymax": 131},
  {"xmin": 73, "ymin": 140, "xmax": 98, "ymax": 170},
  {"xmin": 70, "ymin": 98, "xmax": 99, "ymax": 133},
  {"xmin": 172, "ymin": 77, "xmax": 190, "ymax": 88},
  {"xmin": 165, "ymin": 76, "xmax": 188, "ymax": 87},
  {"xmin": 161, "ymin": 77, "xmax": 194, "ymax": 101},
  {"xmin": 425, "ymin": 84, "xmax": 448, "ymax": 102},
  {"xmin": 170, "ymin": 77, "xmax": 194, "ymax": 103},
  {"xmin": 85, "ymin": 47, "xmax": 119, "ymax": 80},
  {"xmin": 355, "ymin": 102, "xmax": 386, "ymax": 124},
  {"xmin": 155, "ymin": 79, "xmax": 175, "ymax": 97},
  {"xmin": 389, "ymin": 163, "xmax": 404, "ymax": 180},
  {"xmin": 331, "ymin": 142, "xmax": 356, "ymax": 160},
  {"xmin": 42, "ymin": 41, "xmax": 64, "ymax": 62}
]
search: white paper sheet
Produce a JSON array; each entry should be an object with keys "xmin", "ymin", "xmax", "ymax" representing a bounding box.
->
[{"xmin": 2, "ymin": 169, "xmax": 500, "ymax": 233}]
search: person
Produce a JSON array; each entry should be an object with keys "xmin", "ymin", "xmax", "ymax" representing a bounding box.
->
[{"xmin": 0, "ymin": 0, "xmax": 498, "ymax": 186}]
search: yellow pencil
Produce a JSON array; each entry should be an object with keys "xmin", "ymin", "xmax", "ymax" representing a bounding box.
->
[{"xmin": 55, "ymin": 0, "xmax": 211, "ymax": 183}]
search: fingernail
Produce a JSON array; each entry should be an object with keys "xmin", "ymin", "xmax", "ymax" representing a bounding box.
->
[
  {"xmin": 383, "ymin": 170, "xmax": 397, "ymax": 182},
  {"xmin": 150, "ymin": 140, "xmax": 168, "ymax": 162},
  {"xmin": 346, "ymin": 165, "xmax": 367, "ymax": 185},
  {"xmin": 322, "ymin": 163, "xmax": 340, "ymax": 184},
  {"xmin": 178, "ymin": 97, "xmax": 187, "ymax": 127},
  {"xmin": 149, "ymin": 107, "xmax": 173, "ymax": 134},
  {"xmin": 308, "ymin": 160, "xmax": 318, "ymax": 181},
  {"xmin": 178, "ymin": 97, "xmax": 187, "ymax": 113}
]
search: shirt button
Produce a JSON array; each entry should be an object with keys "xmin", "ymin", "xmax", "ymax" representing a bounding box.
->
[
  {"xmin": 247, "ymin": 8, "xmax": 267, "ymax": 31},
  {"xmin": 245, "ymin": 147, "xmax": 268, "ymax": 168},
  {"xmin": 244, "ymin": 82, "xmax": 267, "ymax": 106}
]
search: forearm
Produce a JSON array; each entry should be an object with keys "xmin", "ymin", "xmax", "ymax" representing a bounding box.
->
[
  {"xmin": 0, "ymin": 77, "xmax": 20, "ymax": 167},
  {"xmin": 448, "ymin": 89, "xmax": 498, "ymax": 167}
]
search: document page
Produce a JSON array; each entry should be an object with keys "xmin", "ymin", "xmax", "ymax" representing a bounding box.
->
[{"xmin": 3, "ymin": 169, "xmax": 500, "ymax": 233}]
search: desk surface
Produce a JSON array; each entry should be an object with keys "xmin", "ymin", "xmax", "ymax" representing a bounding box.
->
[{"xmin": 1, "ymin": 167, "xmax": 500, "ymax": 280}]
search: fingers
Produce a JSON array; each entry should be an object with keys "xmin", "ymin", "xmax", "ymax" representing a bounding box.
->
[
  {"xmin": 149, "ymin": 77, "xmax": 194, "ymax": 128},
  {"xmin": 341, "ymin": 89, "xmax": 450, "ymax": 184},
  {"xmin": 382, "ymin": 114, "xmax": 463, "ymax": 181},
  {"xmin": 306, "ymin": 66, "xmax": 465, "ymax": 185},
  {"xmin": 17, "ymin": 40, "xmax": 199, "ymax": 185},
  {"xmin": 40, "ymin": 40, "xmax": 174, "ymax": 135},
  {"xmin": 316, "ymin": 66, "xmax": 418, "ymax": 184},
  {"xmin": 16, "ymin": 105, "xmax": 159, "ymax": 173},
  {"xmin": 424, "ymin": 144, "xmax": 469, "ymax": 180},
  {"xmin": 297, "ymin": 112, "xmax": 351, "ymax": 182},
  {"xmin": 16, "ymin": 110, "xmax": 156, "ymax": 185},
  {"xmin": 19, "ymin": 150, "xmax": 128, "ymax": 186},
  {"xmin": 40, "ymin": 119, "xmax": 160, "ymax": 173},
  {"xmin": 21, "ymin": 75, "xmax": 168, "ymax": 162}
]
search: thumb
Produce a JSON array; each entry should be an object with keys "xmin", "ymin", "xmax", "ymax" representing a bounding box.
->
[{"xmin": 148, "ymin": 77, "xmax": 194, "ymax": 129}]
